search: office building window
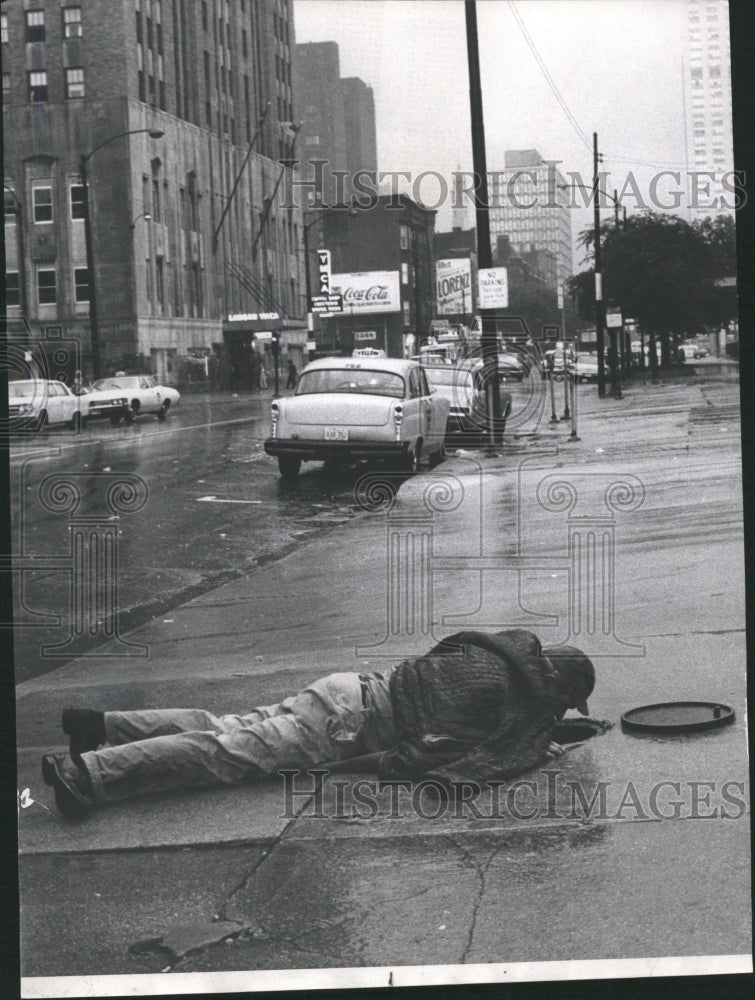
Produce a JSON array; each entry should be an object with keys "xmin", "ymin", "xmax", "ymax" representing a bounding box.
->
[
  {"xmin": 2, "ymin": 72, "xmax": 10, "ymax": 94},
  {"xmin": 6, "ymin": 273, "xmax": 20, "ymax": 306},
  {"xmin": 152, "ymin": 179, "xmax": 161, "ymax": 222},
  {"xmin": 1, "ymin": 12, "xmax": 8, "ymax": 43},
  {"xmin": 37, "ymin": 269, "xmax": 57, "ymax": 305},
  {"xmin": 33, "ymin": 187, "xmax": 53, "ymax": 223},
  {"xmin": 156, "ymin": 259, "xmax": 164, "ymax": 305},
  {"xmin": 74, "ymin": 268, "xmax": 90, "ymax": 302},
  {"xmin": 63, "ymin": 7, "xmax": 82, "ymax": 37},
  {"xmin": 4, "ymin": 191, "xmax": 18, "ymax": 222},
  {"xmin": 65, "ymin": 68, "xmax": 85, "ymax": 99},
  {"xmin": 202, "ymin": 1, "xmax": 208, "ymax": 30},
  {"xmin": 70, "ymin": 184, "xmax": 86, "ymax": 220},
  {"xmin": 242, "ymin": 29, "xmax": 247, "ymax": 57},
  {"xmin": 28, "ymin": 70, "xmax": 48, "ymax": 103},
  {"xmin": 26, "ymin": 10, "xmax": 45, "ymax": 43}
]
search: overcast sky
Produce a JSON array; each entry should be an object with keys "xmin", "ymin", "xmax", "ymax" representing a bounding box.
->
[{"xmin": 292, "ymin": 0, "xmax": 722, "ymax": 252}]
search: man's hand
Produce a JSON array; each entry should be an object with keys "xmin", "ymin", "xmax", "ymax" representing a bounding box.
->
[{"xmin": 546, "ymin": 741, "xmax": 565, "ymax": 758}]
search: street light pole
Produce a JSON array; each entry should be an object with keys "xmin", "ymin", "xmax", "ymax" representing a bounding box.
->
[
  {"xmin": 302, "ymin": 216, "xmax": 317, "ymax": 343},
  {"xmin": 80, "ymin": 128, "xmax": 163, "ymax": 380}
]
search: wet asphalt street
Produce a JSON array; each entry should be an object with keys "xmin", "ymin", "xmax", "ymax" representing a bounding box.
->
[{"xmin": 9, "ymin": 390, "xmax": 379, "ymax": 681}]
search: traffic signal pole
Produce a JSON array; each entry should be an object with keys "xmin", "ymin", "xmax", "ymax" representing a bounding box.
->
[{"xmin": 465, "ymin": 1, "xmax": 502, "ymax": 444}]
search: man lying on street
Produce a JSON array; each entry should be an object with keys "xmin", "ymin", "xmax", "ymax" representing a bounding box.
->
[{"xmin": 42, "ymin": 628, "xmax": 595, "ymax": 819}]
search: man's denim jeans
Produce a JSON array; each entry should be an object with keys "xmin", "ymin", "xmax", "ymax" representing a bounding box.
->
[{"xmin": 81, "ymin": 672, "xmax": 394, "ymax": 803}]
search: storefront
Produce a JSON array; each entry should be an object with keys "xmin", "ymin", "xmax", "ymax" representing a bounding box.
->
[{"xmin": 223, "ymin": 313, "xmax": 308, "ymax": 389}]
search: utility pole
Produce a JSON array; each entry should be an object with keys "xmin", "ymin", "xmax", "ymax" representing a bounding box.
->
[
  {"xmin": 465, "ymin": 0, "xmax": 502, "ymax": 443},
  {"xmin": 593, "ymin": 133, "xmax": 607, "ymax": 398}
]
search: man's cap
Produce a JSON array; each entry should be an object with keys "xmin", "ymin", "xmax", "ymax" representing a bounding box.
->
[{"xmin": 546, "ymin": 645, "xmax": 595, "ymax": 715}]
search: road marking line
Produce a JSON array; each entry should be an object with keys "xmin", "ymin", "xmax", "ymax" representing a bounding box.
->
[{"xmin": 196, "ymin": 495, "xmax": 263, "ymax": 504}]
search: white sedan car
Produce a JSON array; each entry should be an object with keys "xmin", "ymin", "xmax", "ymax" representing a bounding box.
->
[
  {"xmin": 8, "ymin": 379, "xmax": 89, "ymax": 431},
  {"xmin": 423, "ymin": 364, "xmax": 485, "ymax": 433},
  {"xmin": 89, "ymin": 375, "xmax": 180, "ymax": 423},
  {"xmin": 264, "ymin": 357, "xmax": 450, "ymax": 478}
]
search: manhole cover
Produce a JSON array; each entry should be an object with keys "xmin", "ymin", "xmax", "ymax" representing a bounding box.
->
[{"xmin": 621, "ymin": 701, "xmax": 735, "ymax": 733}]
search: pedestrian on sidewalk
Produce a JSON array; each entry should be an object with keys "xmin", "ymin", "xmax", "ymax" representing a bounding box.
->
[
  {"xmin": 42, "ymin": 629, "xmax": 594, "ymax": 819},
  {"xmin": 285, "ymin": 358, "xmax": 298, "ymax": 389},
  {"xmin": 259, "ymin": 364, "xmax": 268, "ymax": 390}
]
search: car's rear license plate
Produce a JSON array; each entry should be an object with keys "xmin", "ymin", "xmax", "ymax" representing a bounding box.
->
[{"xmin": 324, "ymin": 426, "xmax": 348, "ymax": 441}]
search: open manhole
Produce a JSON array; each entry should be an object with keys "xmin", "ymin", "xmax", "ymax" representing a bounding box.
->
[{"xmin": 621, "ymin": 701, "xmax": 734, "ymax": 734}]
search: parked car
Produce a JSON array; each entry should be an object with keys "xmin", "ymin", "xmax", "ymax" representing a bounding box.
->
[
  {"xmin": 570, "ymin": 355, "xmax": 609, "ymax": 382},
  {"xmin": 423, "ymin": 364, "xmax": 485, "ymax": 433},
  {"xmin": 88, "ymin": 375, "xmax": 180, "ymax": 423},
  {"xmin": 7, "ymin": 379, "xmax": 89, "ymax": 432},
  {"xmin": 678, "ymin": 342, "xmax": 710, "ymax": 360},
  {"xmin": 455, "ymin": 358, "xmax": 513, "ymax": 433},
  {"xmin": 496, "ymin": 351, "xmax": 527, "ymax": 381},
  {"xmin": 264, "ymin": 357, "xmax": 450, "ymax": 478}
]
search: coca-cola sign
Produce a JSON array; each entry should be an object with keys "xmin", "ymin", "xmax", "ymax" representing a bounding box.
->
[{"xmin": 330, "ymin": 271, "xmax": 400, "ymax": 314}]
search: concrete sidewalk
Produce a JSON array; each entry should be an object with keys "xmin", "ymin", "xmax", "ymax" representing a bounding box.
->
[{"xmin": 16, "ymin": 369, "xmax": 751, "ymax": 983}]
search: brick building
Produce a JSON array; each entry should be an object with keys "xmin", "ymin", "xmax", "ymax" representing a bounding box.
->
[
  {"xmin": 2, "ymin": 0, "xmax": 308, "ymax": 387},
  {"xmin": 307, "ymin": 194, "xmax": 435, "ymax": 359}
]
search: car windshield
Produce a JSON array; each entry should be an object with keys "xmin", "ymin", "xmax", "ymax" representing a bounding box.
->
[
  {"xmin": 8, "ymin": 381, "xmax": 39, "ymax": 398},
  {"xmin": 94, "ymin": 377, "xmax": 138, "ymax": 390},
  {"xmin": 425, "ymin": 368, "xmax": 473, "ymax": 389},
  {"xmin": 296, "ymin": 368, "xmax": 405, "ymax": 398}
]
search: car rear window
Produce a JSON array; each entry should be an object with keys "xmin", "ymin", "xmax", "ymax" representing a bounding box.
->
[
  {"xmin": 425, "ymin": 368, "xmax": 474, "ymax": 389},
  {"xmin": 296, "ymin": 369, "xmax": 405, "ymax": 399},
  {"xmin": 94, "ymin": 377, "xmax": 139, "ymax": 390}
]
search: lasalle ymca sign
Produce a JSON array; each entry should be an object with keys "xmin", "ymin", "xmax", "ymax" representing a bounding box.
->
[
  {"xmin": 436, "ymin": 258, "xmax": 472, "ymax": 315},
  {"xmin": 329, "ymin": 271, "xmax": 401, "ymax": 314}
]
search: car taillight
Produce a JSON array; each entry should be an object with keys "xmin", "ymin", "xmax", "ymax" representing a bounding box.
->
[
  {"xmin": 393, "ymin": 403, "xmax": 403, "ymax": 441},
  {"xmin": 271, "ymin": 401, "xmax": 280, "ymax": 437}
]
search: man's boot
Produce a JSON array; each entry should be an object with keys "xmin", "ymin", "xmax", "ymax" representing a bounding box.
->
[
  {"xmin": 41, "ymin": 754, "xmax": 95, "ymax": 819},
  {"xmin": 61, "ymin": 708, "xmax": 106, "ymax": 761}
]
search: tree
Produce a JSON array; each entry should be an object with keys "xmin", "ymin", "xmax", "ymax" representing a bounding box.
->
[
  {"xmin": 568, "ymin": 211, "xmax": 728, "ymax": 373},
  {"xmin": 693, "ymin": 214, "xmax": 738, "ymax": 329}
]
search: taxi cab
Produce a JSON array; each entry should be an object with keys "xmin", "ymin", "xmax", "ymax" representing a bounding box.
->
[{"xmin": 264, "ymin": 356, "xmax": 450, "ymax": 478}]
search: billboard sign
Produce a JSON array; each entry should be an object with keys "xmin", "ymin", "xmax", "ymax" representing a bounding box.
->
[
  {"xmin": 330, "ymin": 271, "xmax": 401, "ymax": 314},
  {"xmin": 436, "ymin": 258, "xmax": 472, "ymax": 315}
]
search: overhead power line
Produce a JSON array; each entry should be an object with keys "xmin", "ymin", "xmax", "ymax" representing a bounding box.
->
[
  {"xmin": 508, "ymin": 2, "xmax": 690, "ymax": 172},
  {"xmin": 508, "ymin": 1, "xmax": 592, "ymax": 151}
]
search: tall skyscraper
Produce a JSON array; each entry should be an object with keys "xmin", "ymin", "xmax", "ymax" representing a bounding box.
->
[
  {"xmin": 3, "ymin": 0, "xmax": 307, "ymax": 384},
  {"xmin": 682, "ymin": 0, "xmax": 734, "ymax": 218},
  {"xmin": 294, "ymin": 41, "xmax": 377, "ymax": 206},
  {"xmin": 488, "ymin": 150, "xmax": 572, "ymax": 292}
]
